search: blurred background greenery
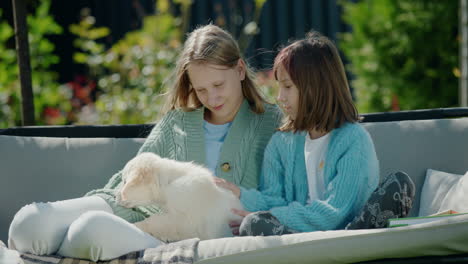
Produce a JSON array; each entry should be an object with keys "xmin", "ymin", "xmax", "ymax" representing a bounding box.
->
[
  {"xmin": 340, "ymin": 0, "xmax": 459, "ymax": 113},
  {"xmin": 0, "ymin": 0, "xmax": 462, "ymax": 127}
]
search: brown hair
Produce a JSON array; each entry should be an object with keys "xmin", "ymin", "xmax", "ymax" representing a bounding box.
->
[
  {"xmin": 274, "ymin": 31, "xmax": 359, "ymax": 133},
  {"xmin": 163, "ymin": 24, "xmax": 266, "ymax": 114}
]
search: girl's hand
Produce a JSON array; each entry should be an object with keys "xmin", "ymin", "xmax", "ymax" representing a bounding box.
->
[
  {"xmin": 229, "ymin": 209, "xmax": 252, "ymax": 235},
  {"xmin": 213, "ymin": 177, "xmax": 241, "ymax": 199},
  {"xmin": 231, "ymin": 208, "xmax": 251, "ymax": 217}
]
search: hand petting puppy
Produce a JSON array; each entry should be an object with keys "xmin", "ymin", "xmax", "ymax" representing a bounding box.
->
[
  {"xmin": 214, "ymin": 177, "xmax": 254, "ymax": 235},
  {"xmin": 213, "ymin": 177, "xmax": 241, "ymax": 198}
]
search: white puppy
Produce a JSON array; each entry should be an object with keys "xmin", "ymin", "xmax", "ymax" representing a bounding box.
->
[{"xmin": 116, "ymin": 152, "xmax": 244, "ymax": 242}]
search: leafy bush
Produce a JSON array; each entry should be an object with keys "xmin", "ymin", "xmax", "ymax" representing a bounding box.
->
[
  {"xmin": 0, "ymin": 0, "xmax": 275, "ymax": 127},
  {"xmin": 71, "ymin": 0, "xmax": 271, "ymax": 125},
  {"xmin": 340, "ymin": 0, "xmax": 459, "ymax": 112},
  {"xmin": 0, "ymin": 0, "xmax": 71, "ymax": 128},
  {"xmin": 71, "ymin": 7, "xmax": 182, "ymax": 124},
  {"xmin": 0, "ymin": 9, "xmax": 17, "ymax": 127}
]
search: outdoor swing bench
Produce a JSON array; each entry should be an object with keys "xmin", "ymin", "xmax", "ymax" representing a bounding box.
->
[{"xmin": 1, "ymin": 107, "xmax": 468, "ymax": 264}]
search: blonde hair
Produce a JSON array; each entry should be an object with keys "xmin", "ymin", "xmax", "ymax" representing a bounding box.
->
[
  {"xmin": 274, "ymin": 31, "xmax": 359, "ymax": 133},
  {"xmin": 163, "ymin": 24, "xmax": 266, "ymax": 114}
]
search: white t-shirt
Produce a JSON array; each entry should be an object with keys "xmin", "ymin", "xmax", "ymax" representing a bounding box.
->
[
  {"xmin": 203, "ymin": 121, "xmax": 232, "ymax": 175},
  {"xmin": 304, "ymin": 132, "xmax": 330, "ymax": 204}
]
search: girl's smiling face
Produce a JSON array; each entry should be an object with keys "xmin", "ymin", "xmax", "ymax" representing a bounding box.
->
[
  {"xmin": 276, "ymin": 64, "xmax": 300, "ymax": 120},
  {"xmin": 187, "ymin": 61, "xmax": 245, "ymax": 125}
]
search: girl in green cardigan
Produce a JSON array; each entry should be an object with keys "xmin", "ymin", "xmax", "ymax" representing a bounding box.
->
[{"xmin": 9, "ymin": 24, "xmax": 282, "ymax": 261}]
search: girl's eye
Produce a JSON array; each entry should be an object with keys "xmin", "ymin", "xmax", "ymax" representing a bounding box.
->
[
  {"xmin": 214, "ymin": 83, "xmax": 224, "ymax": 87},
  {"xmin": 196, "ymin": 89, "xmax": 207, "ymax": 93}
]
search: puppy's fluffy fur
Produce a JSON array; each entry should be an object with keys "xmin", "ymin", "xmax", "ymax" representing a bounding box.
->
[{"xmin": 116, "ymin": 152, "xmax": 244, "ymax": 241}]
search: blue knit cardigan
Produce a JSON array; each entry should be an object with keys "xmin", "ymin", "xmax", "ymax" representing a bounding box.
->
[{"xmin": 240, "ymin": 122, "xmax": 380, "ymax": 232}]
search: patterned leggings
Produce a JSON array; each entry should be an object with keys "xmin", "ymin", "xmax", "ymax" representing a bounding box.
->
[
  {"xmin": 239, "ymin": 171, "xmax": 415, "ymax": 236},
  {"xmin": 239, "ymin": 211, "xmax": 297, "ymax": 236}
]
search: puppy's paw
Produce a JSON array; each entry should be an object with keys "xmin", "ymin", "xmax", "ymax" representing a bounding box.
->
[{"xmin": 135, "ymin": 222, "xmax": 170, "ymax": 242}]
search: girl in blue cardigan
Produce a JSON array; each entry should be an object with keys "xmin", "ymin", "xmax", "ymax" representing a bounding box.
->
[{"xmin": 217, "ymin": 32, "xmax": 414, "ymax": 235}]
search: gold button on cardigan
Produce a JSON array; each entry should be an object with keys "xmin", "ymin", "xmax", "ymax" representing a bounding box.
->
[{"xmin": 221, "ymin": 162, "xmax": 231, "ymax": 172}]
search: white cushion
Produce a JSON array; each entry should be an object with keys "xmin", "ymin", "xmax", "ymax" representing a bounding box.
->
[
  {"xmin": 195, "ymin": 214, "xmax": 468, "ymax": 263},
  {"xmin": 439, "ymin": 171, "xmax": 468, "ymax": 214},
  {"xmin": 418, "ymin": 169, "xmax": 463, "ymax": 216}
]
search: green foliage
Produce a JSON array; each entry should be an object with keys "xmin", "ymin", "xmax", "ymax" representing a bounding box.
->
[
  {"xmin": 0, "ymin": 0, "xmax": 70, "ymax": 128},
  {"xmin": 71, "ymin": 7, "xmax": 182, "ymax": 124},
  {"xmin": 69, "ymin": 15, "xmax": 110, "ymax": 74},
  {"xmin": 340, "ymin": 0, "xmax": 459, "ymax": 113},
  {"xmin": 69, "ymin": 0, "xmax": 274, "ymax": 125},
  {"xmin": 0, "ymin": 9, "xmax": 17, "ymax": 127}
]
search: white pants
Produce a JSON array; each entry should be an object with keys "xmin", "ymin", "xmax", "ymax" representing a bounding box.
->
[{"xmin": 8, "ymin": 196, "xmax": 162, "ymax": 261}]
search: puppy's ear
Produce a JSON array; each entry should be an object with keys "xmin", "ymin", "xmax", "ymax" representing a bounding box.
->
[
  {"xmin": 135, "ymin": 167, "xmax": 154, "ymax": 184},
  {"xmin": 139, "ymin": 152, "xmax": 162, "ymax": 161},
  {"xmin": 149, "ymin": 168, "xmax": 167, "ymax": 204}
]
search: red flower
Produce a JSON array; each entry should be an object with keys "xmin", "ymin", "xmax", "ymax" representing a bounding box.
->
[{"xmin": 43, "ymin": 107, "xmax": 61, "ymax": 118}]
